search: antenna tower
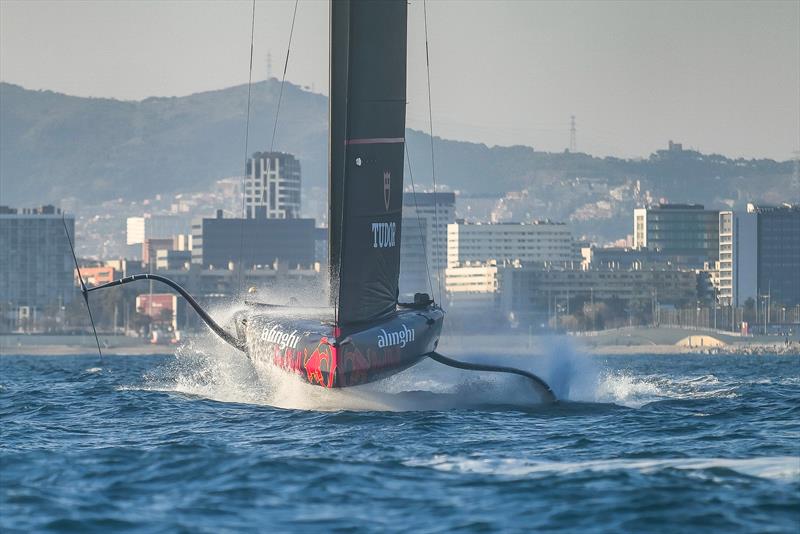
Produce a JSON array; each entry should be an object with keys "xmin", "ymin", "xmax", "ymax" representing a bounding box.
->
[
  {"xmin": 267, "ymin": 52, "xmax": 273, "ymax": 80},
  {"xmin": 569, "ymin": 115, "xmax": 577, "ymax": 152}
]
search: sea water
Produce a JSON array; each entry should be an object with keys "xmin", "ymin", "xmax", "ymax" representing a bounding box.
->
[{"xmin": 1, "ymin": 341, "xmax": 798, "ymax": 532}]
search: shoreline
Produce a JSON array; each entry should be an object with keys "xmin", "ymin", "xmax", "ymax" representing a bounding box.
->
[{"xmin": 2, "ymin": 341, "xmax": 797, "ymax": 357}]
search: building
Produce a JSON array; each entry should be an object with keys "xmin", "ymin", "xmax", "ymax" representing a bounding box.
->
[
  {"xmin": 443, "ymin": 261, "xmax": 500, "ymax": 315},
  {"xmin": 719, "ymin": 203, "xmax": 800, "ymax": 308},
  {"xmin": 583, "ymin": 246, "xmax": 679, "ymax": 270},
  {"xmin": 633, "ymin": 203, "xmax": 719, "ymax": 268},
  {"xmin": 399, "ymin": 214, "xmax": 429, "ymax": 295},
  {"xmin": 156, "ymin": 249, "xmax": 192, "ymax": 271},
  {"xmin": 76, "ymin": 266, "xmax": 119, "ymax": 286},
  {"xmin": 400, "ymin": 192, "xmax": 456, "ymax": 296},
  {"xmin": 126, "ymin": 214, "xmax": 191, "ymax": 246},
  {"xmin": 447, "ymin": 221, "xmax": 574, "ymax": 268},
  {"xmin": 445, "ymin": 261, "xmax": 499, "ymax": 294},
  {"xmin": 244, "ymin": 151, "xmax": 301, "ymax": 219},
  {"xmin": 142, "ymin": 238, "xmax": 174, "ymax": 266},
  {"xmin": 497, "ymin": 264, "xmax": 697, "ymax": 326},
  {"xmin": 136, "ymin": 293, "xmax": 180, "ymax": 331},
  {"xmin": 0, "ymin": 205, "xmax": 75, "ymax": 327},
  {"xmin": 191, "ymin": 210, "xmax": 315, "ymax": 270},
  {"xmin": 717, "ymin": 210, "xmax": 757, "ymax": 307}
]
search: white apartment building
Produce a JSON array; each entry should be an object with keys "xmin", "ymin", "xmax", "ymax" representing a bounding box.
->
[
  {"xmin": 245, "ymin": 152, "xmax": 301, "ymax": 219},
  {"xmin": 447, "ymin": 221, "xmax": 574, "ymax": 268},
  {"xmin": 716, "ymin": 209, "xmax": 757, "ymax": 308}
]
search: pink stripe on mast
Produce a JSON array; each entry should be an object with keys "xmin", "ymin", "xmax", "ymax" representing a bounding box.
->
[{"xmin": 345, "ymin": 137, "xmax": 405, "ymax": 145}]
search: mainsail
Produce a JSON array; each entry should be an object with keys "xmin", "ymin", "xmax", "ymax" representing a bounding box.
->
[{"xmin": 329, "ymin": 0, "xmax": 408, "ymax": 325}]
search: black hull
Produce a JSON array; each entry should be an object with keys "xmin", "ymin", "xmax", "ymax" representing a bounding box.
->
[{"xmin": 236, "ymin": 306, "xmax": 444, "ymax": 388}]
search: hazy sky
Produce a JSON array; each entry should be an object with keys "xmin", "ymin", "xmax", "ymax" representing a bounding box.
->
[{"xmin": 1, "ymin": 0, "xmax": 798, "ymax": 160}]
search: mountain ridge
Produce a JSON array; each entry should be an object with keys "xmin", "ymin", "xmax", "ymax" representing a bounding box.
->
[{"xmin": 1, "ymin": 81, "xmax": 795, "ymax": 220}]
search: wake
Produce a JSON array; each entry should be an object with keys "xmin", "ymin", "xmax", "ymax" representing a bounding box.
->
[{"xmin": 126, "ymin": 315, "xmax": 743, "ymax": 411}]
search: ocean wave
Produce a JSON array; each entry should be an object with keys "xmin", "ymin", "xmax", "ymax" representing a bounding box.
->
[{"xmin": 405, "ymin": 455, "xmax": 800, "ymax": 482}]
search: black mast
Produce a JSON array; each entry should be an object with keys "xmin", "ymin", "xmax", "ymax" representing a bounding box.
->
[{"xmin": 329, "ymin": 0, "xmax": 408, "ymax": 326}]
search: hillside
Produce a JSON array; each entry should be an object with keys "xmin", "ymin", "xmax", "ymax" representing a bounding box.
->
[{"xmin": 1, "ymin": 81, "xmax": 796, "ymax": 240}]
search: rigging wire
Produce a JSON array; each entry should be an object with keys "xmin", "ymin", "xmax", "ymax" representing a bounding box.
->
[
  {"xmin": 422, "ymin": 0, "xmax": 442, "ymax": 305},
  {"xmin": 268, "ymin": 0, "xmax": 300, "ymax": 155},
  {"xmin": 405, "ymin": 144, "xmax": 435, "ymax": 299},
  {"xmin": 236, "ymin": 0, "xmax": 257, "ymax": 298}
]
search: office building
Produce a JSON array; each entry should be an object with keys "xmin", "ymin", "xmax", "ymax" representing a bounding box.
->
[
  {"xmin": 497, "ymin": 264, "xmax": 697, "ymax": 325},
  {"xmin": 400, "ymin": 192, "xmax": 456, "ymax": 296},
  {"xmin": 447, "ymin": 221, "xmax": 574, "ymax": 268},
  {"xmin": 399, "ymin": 215, "xmax": 429, "ymax": 295},
  {"xmin": 156, "ymin": 249, "xmax": 192, "ymax": 271},
  {"xmin": 77, "ymin": 266, "xmax": 119, "ymax": 286},
  {"xmin": 143, "ymin": 238, "xmax": 174, "ymax": 266},
  {"xmin": 244, "ymin": 151, "xmax": 301, "ymax": 219},
  {"xmin": 753, "ymin": 203, "xmax": 800, "ymax": 306},
  {"xmin": 583, "ymin": 246, "xmax": 679, "ymax": 270},
  {"xmin": 126, "ymin": 214, "xmax": 191, "ymax": 246},
  {"xmin": 633, "ymin": 203, "xmax": 719, "ymax": 268},
  {"xmin": 191, "ymin": 210, "xmax": 315, "ymax": 270},
  {"xmin": 443, "ymin": 261, "xmax": 500, "ymax": 314},
  {"xmin": 0, "ymin": 205, "xmax": 75, "ymax": 326}
]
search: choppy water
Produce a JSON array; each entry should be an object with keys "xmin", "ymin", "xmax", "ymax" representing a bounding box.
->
[{"xmin": 1, "ymin": 341, "xmax": 798, "ymax": 532}]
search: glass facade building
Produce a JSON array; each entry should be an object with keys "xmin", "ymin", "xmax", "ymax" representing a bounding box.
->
[
  {"xmin": 633, "ymin": 203, "xmax": 719, "ymax": 268},
  {"xmin": 0, "ymin": 206, "xmax": 76, "ymax": 323},
  {"xmin": 751, "ymin": 203, "xmax": 800, "ymax": 306}
]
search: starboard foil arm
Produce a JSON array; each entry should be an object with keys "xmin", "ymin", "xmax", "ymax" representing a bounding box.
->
[
  {"xmin": 86, "ymin": 274, "xmax": 245, "ymax": 352},
  {"xmin": 427, "ymin": 352, "xmax": 557, "ymax": 403}
]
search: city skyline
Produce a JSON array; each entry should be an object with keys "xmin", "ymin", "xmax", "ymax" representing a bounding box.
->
[{"xmin": 1, "ymin": 0, "xmax": 798, "ymax": 160}]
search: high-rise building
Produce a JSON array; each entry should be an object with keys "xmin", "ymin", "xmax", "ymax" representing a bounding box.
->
[
  {"xmin": 0, "ymin": 205, "xmax": 75, "ymax": 326},
  {"xmin": 750, "ymin": 203, "xmax": 799, "ymax": 306},
  {"xmin": 718, "ymin": 203, "xmax": 799, "ymax": 307},
  {"xmin": 633, "ymin": 203, "xmax": 719, "ymax": 268},
  {"xmin": 717, "ymin": 211, "xmax": 757, "ymax": 307},
  {"xmin": 447, "ymin": 221, "xmax": 574, "ymax": 268},
  {"xmin": 400, "ymin": 192, "xmax": 456, "ymax": 296},
  {"xmin": 244, "ymin": 152, "xmax": 301, "ymax": 219}
]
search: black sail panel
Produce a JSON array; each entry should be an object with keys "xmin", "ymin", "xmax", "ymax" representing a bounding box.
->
[{"xmin": 330, "ymin": 0, "xmax": 408, "ymax": 325}]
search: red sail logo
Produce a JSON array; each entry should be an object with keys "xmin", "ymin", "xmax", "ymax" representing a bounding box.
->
[{"xmin": 383, "ymin": 171, "xmax": 391, "ymax": 211}]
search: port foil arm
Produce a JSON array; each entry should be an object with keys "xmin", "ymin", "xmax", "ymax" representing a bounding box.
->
[
  {"xmin": 427, "ymin": 351, "xmax": 557, "ymax": 403},
  {"xmin": 87, "ymin": 274, "xmax": 245, "ymax": 352}
]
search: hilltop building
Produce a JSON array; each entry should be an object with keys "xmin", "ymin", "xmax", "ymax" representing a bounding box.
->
[
  {"xmin": 244, "ymin": 152, "xmax": 301, "ymax": 219},
  {"xmin": 0, "ymin": 205, "xmax": 75, "ymax": 328},
  {"xmin": 633, "ymin": 203, "xmax": 719, "ymax": 268}
]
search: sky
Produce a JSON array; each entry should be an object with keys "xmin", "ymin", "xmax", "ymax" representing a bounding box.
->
[{"xmin": 1, "ymin": 0, "xmax": 798, "ymax": 160}]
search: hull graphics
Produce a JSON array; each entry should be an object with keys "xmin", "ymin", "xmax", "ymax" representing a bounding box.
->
[{"xmin": 239, "ymin": 307, "xmax": 443, "ymax": 388}]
